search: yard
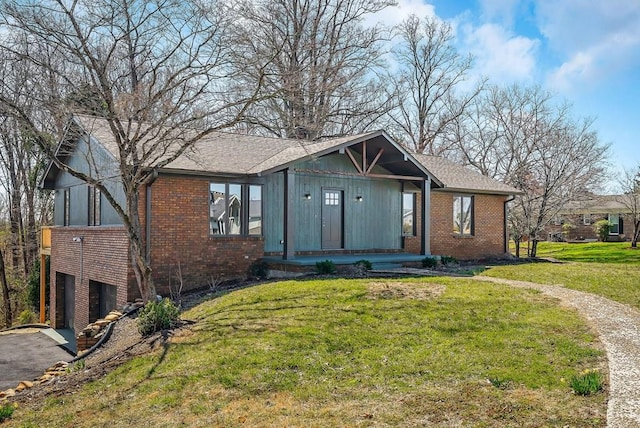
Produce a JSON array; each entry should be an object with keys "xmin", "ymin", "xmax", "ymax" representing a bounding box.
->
[
  {"xmin": 6, "ymin": 276, "xmax": 606, "ymax": 427},
  {"xmin": 486, "ymin": 241, "xmax": 640, "ymax": 310}
]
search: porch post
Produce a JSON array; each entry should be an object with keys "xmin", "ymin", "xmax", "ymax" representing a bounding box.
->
[
  {"xmin": 421, "ymin": 178, "xmax": 431, "ymax": 255},
  {"xmin": 283, "ymin": 169, "xmax": 296, "ymax": 260}
]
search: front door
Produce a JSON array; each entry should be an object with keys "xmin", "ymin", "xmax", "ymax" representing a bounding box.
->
[
  {"xmin": 64, "ymin": 274, "xmax": 75, "ymax": 330},
  {"xmin": 322, "ymin": 189, "xmax": 343, "ymax": 249}
]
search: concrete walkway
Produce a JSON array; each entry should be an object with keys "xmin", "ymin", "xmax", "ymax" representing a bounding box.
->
[{"xmin": 475, "ymin": 276, "xmax": 640, "ymax": 427}]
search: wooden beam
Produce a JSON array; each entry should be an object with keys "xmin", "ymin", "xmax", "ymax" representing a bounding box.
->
[
  {"xmin": 366, "ymin": 148, "xmax": 384, "ymax": 174},
  {"xmin": 293, "ymin": 168, "xmax": 425, "ymax": 181},
  {"xmin": 362, "ymin": 140, "xmax": 367, "ymax": 173},
  {"xmin": 367, "ymin": 173, "xmax": 426, "ymax": 181},
  {"xmin": 344, "ymin": 148, "xmax": 363, "ymax": 174},
  {"xmin": 40, "ymin": 253, "xmax": 46, "ymax": 323}
]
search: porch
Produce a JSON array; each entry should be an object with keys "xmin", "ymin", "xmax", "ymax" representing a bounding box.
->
[{"xmin": 263, "ymin": 252, "xmax": 428, "ymax": 270}]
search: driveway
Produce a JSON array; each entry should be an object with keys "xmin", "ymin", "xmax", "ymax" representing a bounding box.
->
[{"xmin": 0, "ymin": 328, "xmax": 74, "ymax": 390}]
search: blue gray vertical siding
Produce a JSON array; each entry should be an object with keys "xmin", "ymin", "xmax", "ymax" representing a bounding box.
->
[
  {"xmin": 263, "ymin": 154, "xmax": 404, "ymax": 253},
  {"xmin": 53, "ymin": 136, "xmax": 125, "ymax": 226}
]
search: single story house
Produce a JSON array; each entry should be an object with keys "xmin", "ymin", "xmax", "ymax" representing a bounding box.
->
[
  {"xmin": 41, "ymin": 115, "xmax": 519, "ymax": 333},
  {"xmin": 546, "ymin": 195, "xmax": 635, "ymax": 241}
]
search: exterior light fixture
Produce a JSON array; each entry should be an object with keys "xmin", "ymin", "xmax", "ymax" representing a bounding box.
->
[
  {"xmin": 304, "ymin": 192, "xmax": 311, "ymax": 200},
  {"xmin": 356, "ymin": 195, "xmax": 363, "ymax": 202}
]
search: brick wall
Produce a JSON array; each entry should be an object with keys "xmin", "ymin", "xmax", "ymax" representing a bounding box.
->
[
  {"xmin": 430, "ymin": 192, "xmax": 507, "ymax": 259},
  {"xmin": 546, "ymin": 213, "xmax": 635, "ymax": 241},
  {"xmin": 50, "ymin": 226, "xmax": 133, "ymax": 331},
  {"xmin": 147, "ymin": 175, "xmax": 265, "ymax": 295}
]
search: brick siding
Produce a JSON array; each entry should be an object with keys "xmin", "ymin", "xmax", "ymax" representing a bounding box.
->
[
  {"xmin": 546, "ymin": 213, "xmax": 635, "ymax": 241},
  {"xmin": 50, "ymin": 227, "xmax": 133, "ymax": 331},
  {"xmin": 430, "ymin": 192, "xmax": 507, "ymax": 259},
  {"xmin": 146, "ymin": 175, "xmax": 265, "ymax": 295}
]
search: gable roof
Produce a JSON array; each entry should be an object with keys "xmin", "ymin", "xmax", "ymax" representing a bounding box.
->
[
  {"xmin": 43, "ymin": 115, "xmax": 440, "ymax": 187},
  {"xmin": 413, "ymin": 154, "xmax": 520, "ymax": 195},
  {"xmin": 561, "ymin": 195, "xmax": 635, "ymax": 214}
]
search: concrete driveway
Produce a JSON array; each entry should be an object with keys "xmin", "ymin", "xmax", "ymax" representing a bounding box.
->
[{"xmin": 0, "ymin": 328, "xmax": 74, "ymax": 390}]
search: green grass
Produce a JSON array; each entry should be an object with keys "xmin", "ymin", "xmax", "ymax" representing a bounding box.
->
[
  {"xmin": 488, "ymin": 242, "xmax": 640, "ymax": 310},
  {"xmin": 8, "ymin": 278, "xmax": 606, "ymax": 427},
  {"xmin": 515, "ymin": 241, "xmax": 640, "ymax": 264}
]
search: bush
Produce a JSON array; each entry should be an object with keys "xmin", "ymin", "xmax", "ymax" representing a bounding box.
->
[
  {"xmin": 248, "ymin": 260, "xmax": 269, "ymax": 279},
  {"xmin": 422, "ymin": 257, "xmax": 437, "ymax": 268},
  {"xmin": 0, "ymin": 403, "xmax": 15, "ymax": 422},
  {"xmin": 17, "ymin": 309, "xmax": 37, "ymax": 325},
  {"xmin": 593, "ymin": 220, "xmax": 611, "ymax": 242},
  {"xmin": 27, "ymin": 256, "xmax": 49, "ymax": 310},
  {"xmin": 137, "ymin": 298, "xmax": 180, "ymax": 336},
  {"xmin": 570, "ymin": 369, "xmax": 603, "ymax": 396},
  {"xmin": 354, "ymin": 259, "xmax": 372, "ymax": 270},
  {"xmin": 441, "ymin": 255, "xmax": 458, "ymax": 266},
  {"xmin": 315, "ymin": 260, "xmax": 336, "ymax": 274}
]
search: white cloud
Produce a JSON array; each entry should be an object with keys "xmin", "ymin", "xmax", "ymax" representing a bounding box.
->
[
  {"xmin": 462, "ymin": 23, "xmax": 539, "ymax": 83},
  {"xmin": 366, "ymin": 0, "xmax": 437, "ymax": 29},
  {"xmin": 477, "ymin": 0, "xmax": 520, "ymax": 27},
  {"xmin": 537, "ymin": 0, "xmax": 640, "ymax": 91}
]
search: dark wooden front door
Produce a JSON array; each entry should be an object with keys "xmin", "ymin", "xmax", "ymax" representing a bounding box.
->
[
  {"xmin": 322, "ymin": 189, "xmax": 343, "ymax": 249},
  {"xmin": 64, "ymin": 274, "xmax": 75, "ymax": 330}
]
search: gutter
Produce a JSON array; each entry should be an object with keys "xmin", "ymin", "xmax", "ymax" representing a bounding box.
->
[{"xmin": 144, "ymin": 168, "xmax": 159, "ymax": 262}]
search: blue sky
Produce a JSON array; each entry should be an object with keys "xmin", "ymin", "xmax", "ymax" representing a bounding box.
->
[{"xmin": 371, "ymin": 0, "xmax": 640, "ymax": 183}]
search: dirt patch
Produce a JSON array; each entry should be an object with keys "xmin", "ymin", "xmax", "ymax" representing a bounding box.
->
[{"xmin": 366, "ymin": 281, "xmax": 445, "ymax": 300}]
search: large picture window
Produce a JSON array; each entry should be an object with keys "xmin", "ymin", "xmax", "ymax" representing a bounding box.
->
[
  {"xmin": 63, "ymin": 188, "xmax": 70, "ymax": 226},
  {"xmin": 609, "ymin": 214, "xmax": 620, "ymax": 235},
  {"xmin": 453, "ymin": 195, "xmax": 474, "ymax": 235},
  {"xmin": 402, "ymin": 192, "xmax": 415, "ymax": 236},
  {"xmin": 210, "ymin": 182, "xmax": 262, "ymax": 236}
]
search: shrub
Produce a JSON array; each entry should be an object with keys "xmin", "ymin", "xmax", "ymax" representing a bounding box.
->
[
  {"xmin": 248, "ymin": 260, "xmax": 269, "ymax": 279},
  {"xmin": 315, "ymin": 260, "xmax": 336, "ymax": 274},
  {"xmin": 137, "ymin": 298, "xmax": 180, "ymax": 336},
  {"xmin": 17, "ymin": 309, "xmax": 37, "ymax": 325},
  {"xmin": 441, "ymin": 255, "xmax": 458, "ymax": 266},
  {"xmin": 570, "ymin": 369, "xmax": 603, "ymax": 396},
  {"xmin": 27, "ymin": 256, "xmax": 49, "ymax": 310},
  {"xmin": 561, "ymin": 222, "xmax": 575, "ymax": 240},
  {"xmin": 0, "ymin": 403, "xmax": 15, "ymax": 422},
  {"xmin": 422, "ymin": 257, "xmax": 437, "ymax": 268},
  {"xmin": 354, "ymin": 259, "xmax": 372, "ymax": 270},
  {"xmin": 593, "ymin": 220, "xmax": 611, "ymax": 242}
]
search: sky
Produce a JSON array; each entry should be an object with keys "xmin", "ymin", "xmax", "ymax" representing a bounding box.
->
[{"xmin": 371, "ymin": 0, "xmax": 640, "ymax": 185}]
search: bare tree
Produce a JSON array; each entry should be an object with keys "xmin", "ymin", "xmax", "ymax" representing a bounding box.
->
[
  {"xmin": 617, "ymin": 165, "xmax": 640, "ymax": 248},
  {"xmin": 0, "ymin": 0, "xmax": 265, "ymax": 302},
  {"xmin": 454, "ymin": 85, "xmax": 609, "ymax": 257},
  {"xmin": 386, "ymin": 15, "xmax": 483, "ymax": 155},
  {"xmin": 227, "ymin": 0, "xmax": 394, "ymax": 140}
]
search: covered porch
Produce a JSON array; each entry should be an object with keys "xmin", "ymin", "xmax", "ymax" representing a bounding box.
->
[{"xmin": 263, "ymin": 252, "xmax": 428, "ymax": 270}]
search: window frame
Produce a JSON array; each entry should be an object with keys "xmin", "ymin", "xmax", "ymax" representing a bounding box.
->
[
  {"xmin": 63, "ymin": 188, "xmax": 70, "ymax": 226},
  {"xmin": 402, "ymin": 192, "xmax": 416, "ymax": 237},
  {"xmin": 609, "ymin": 213, "xmax": 620, "ymax": 235},
  {"xmin": 210, "ymin": 182, "xmax": 262, "ymax": 237},
  {"xmin": 582, "ymin": 213, "xmax": 591, "ymax": 225},
  {"xmin": 453, "ymin": 195, "xmax": 474, "ymax": 236},
  {"xmin": 88, "ymin": 185, "xmax": 101, "ymax": 226}
]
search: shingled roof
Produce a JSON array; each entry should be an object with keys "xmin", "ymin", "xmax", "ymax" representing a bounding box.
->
[
  {"xmin": 561, "ymin": 195, "xmax": 634, "ymax": 214},
  {"xmin": 413, "ymin": 154, "xmax": 520, "ymax": 195}
]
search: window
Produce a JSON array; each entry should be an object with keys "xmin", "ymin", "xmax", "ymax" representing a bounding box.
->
[
  {"xmin": 453, "ymin": 195, "xmax": 474, "ymax": 235},
  {"xmin": 583, "ymin": 213, "xmax": 591, "ymax": 225},
  {"xmin": 210, "ymin": 182, "xmax": 262, "ymax": 236},
  {"xmin": 63, "ymin": 188, "xmax": 70, "ymax": 226},
  {"xmin": 609, "ymin": 214, "xmax": 620, "ymax": 235},
  {"xmin": 249, "ymin": 185, "xmax": 262, "ymax": 235},
  {"xmin": 88, "ymin": 186, "xmax": 101, "ymax": 226},
  {"xmin": 402, "ymin": 192, "xmax": 415, "ymax": 236}
]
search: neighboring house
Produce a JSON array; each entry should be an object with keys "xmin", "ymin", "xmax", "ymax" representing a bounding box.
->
[
  {"xmin": 41, "ymin": 115, "xmax": 518, "ymax": 333},
  {"xmin": 546, "ymin": 195, "xmax": 634, "ymax": 241}
]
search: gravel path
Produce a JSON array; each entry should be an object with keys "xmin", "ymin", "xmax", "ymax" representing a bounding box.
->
[{"xmin": 475, "ymin": 275, "xmax": 640, "ymax": 427}]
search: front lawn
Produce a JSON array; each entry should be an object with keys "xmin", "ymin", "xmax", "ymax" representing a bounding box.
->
[
  {"xmin": 487, "ymin": 241, "xmax": 640, "ymax": 310},
  {"xmin": 8, "ymin": 277, "xmax": 606, "ymax": 427},
  {"xmin": 513, "ymin": 241, "xmax": 640, "ymax": 264}
]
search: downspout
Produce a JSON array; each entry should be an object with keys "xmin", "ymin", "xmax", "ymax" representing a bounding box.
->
[
  {"xmin": 504, "ymin": 195, "xmax": 516, "ymax": 254},
  {"xmin": 144, "ymin": 168, "xmax": 159, "ymax": 262}
]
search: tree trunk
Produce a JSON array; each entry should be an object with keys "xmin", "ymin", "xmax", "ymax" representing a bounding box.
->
[
  {"xmin": 127, "ymin": 188, "xmax": 157, "ymax": 302},
  {"xmin": 632, "ymin": 221, "xmax": 640, "ymax": 249},
  {"xmin": 0, "ymin": 248, "xmax": 12, "ymax": 328},
  {"xmin": 514, "ymin": 239, "xmax": 521, "ymax": 258},
  {"xmin": 530, "ymin": 239, "xmax": 538, "ymax": 258}
]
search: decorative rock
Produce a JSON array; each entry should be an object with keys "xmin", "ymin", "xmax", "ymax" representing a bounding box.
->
[
  {"xmin": 104, "ymin": 314, "xmax": 120, "ymax": 321},
  {"xmin": 94, "ymin": 319, "xmax": 111, "ymax": 327},
  {"xmin": 3, "ymin": 389, "xmax": 15, "ymax": 398},
  {"xmin": 16, "ymin": 381, "xmax": 33, "ymax": 391}
]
